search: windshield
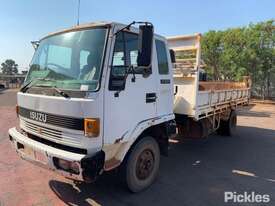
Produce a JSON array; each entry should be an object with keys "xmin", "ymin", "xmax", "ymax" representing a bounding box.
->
[{"xmin": 26, "ymin": 27, "xmax": 108, "ymax": 91}]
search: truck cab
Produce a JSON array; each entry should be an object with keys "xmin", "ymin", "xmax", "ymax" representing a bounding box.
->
[{"xmin": 9, "ymin": 22, "xmax": 176, "ymax": 192}]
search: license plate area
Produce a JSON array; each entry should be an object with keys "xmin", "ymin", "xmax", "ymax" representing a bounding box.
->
[{"xmin": 18, "ymin": 143, "xmax": 48, "ymax": 164}]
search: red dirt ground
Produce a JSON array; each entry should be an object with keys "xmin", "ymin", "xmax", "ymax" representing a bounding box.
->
[{"xmin": 0, "ymin": 89, "xmax": 275, "ymax": 206}]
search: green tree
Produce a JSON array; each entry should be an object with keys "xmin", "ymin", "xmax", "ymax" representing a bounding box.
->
[
  {"xmin": 201, "ymin": 19, "xmax": 275, "ymax": 99},
  {"xmin": 220, "ymin": 27, "xmax": 247, "ymax": 81},
  {"xmin": 201, "ymin": 30, "xmax": 223, "ymax": 80},
  {"xmin": 1, "ymin": 59, "xmax": 18, "ymax": 75}
]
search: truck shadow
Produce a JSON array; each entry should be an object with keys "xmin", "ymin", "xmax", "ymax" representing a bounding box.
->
[
  {"xmin": 237, "ymin": 104, "xmax": 271, "ymax": 117},
  {"xmin": 49, "ymin": 125, "xmax": 275, "ymax": 206}
]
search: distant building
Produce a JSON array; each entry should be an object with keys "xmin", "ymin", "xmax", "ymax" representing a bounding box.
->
[{"xmin": 0, "ymin": 74, "xmax": 26, "ymax": 88}]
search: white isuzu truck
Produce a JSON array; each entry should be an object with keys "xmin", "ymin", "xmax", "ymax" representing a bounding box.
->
[{"xmin": 9, "ymin": 21, "xmax": 250, "ymax": 192}]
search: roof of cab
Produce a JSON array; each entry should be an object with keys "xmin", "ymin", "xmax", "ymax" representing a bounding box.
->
[
  {"xmin": 40, "ymin": 21, "xmax": 166, "ymax": 41},
  {"xmin": 41, "ymin": 21, "xmax": 116, "ymax": 40}
]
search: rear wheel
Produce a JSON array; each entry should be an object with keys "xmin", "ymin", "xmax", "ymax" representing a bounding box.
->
[
  {"xmin": 123, "ymin": 136, "xmax": 160, "ymax": 193},
  {"xmin": 217, "ymin": 110, "xmax": 237, "ymax": 136}
]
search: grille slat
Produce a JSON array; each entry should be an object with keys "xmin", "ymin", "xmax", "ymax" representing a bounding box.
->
[
  {"xmin": 24, "ymin": 123, "xmax": 62, "ymax": 135},
  {"xmin": 20, "ymin": 118, "xmax": 82, "ymax": 147}
]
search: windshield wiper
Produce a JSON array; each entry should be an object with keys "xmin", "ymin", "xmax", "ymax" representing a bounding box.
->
[
  {"xmin": 20, "ymin": 77, "xmax": 50, "ymax": 93},
  {"xmin": 53, "ymin": 86, "xmax": 70, "ymax": 98},
  {"xmin": 20, "ymin": 77, "xmax": 70, "ymax": 98},
  {"xmin": 29, "ymin": 84, "xmax": 70, "ymax": 98}
]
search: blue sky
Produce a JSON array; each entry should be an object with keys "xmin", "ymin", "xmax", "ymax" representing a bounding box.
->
[{"xmin": 0, "ymin": 0, "xmax": 274, "ymax": 71}]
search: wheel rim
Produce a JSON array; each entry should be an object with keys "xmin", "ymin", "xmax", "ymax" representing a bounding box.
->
[{"xmin": 136, "ymin": 149, "xmax": 155, "ymax": 180}]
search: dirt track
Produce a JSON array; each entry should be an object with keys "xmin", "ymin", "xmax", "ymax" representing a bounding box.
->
[{"xmin": 0, "ymin": 89, "xmax": 274, "ymax": 206}]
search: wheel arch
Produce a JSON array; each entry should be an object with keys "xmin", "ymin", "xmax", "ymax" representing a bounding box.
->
[{"xmin": 103, "ymin": 116, "xmax": 176, "ymax": 171}]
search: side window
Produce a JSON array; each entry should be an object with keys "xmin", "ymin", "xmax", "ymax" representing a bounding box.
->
[
  {"xmin": 125, "ymin": 33, "xmax": 138, "ymax": 66},
  {"xmin": 111, "ymin": 32, "xmax": 126, "ymax": 78},
  {"xmin": 156, "ymin": 40, "xmax": 169, "ymax": 75},
  {"xmin": 113, "ymin": 52, "xmax": 124, "ymax": 66},
  {"xmin": 112, "ymin": 31, "xmax": 125, "ymax": 67},
  {"xmin": 111, "ymin": 32, "xmax": 138, "ymax": 68},
  {"xmin": 109, "ymin": 32, "xmax": 138, "ymax": 90},
  {"xmin": 130, "ymin": 50, "xmax": 138, "ymax": 66}
]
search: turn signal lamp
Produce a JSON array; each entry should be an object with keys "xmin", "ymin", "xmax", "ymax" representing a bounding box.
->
[{"xmin": 84, "ymin": 118, "xmax": 100, "ymax": 137}]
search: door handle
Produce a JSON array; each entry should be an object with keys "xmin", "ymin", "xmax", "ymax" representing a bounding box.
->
[
  {"xmin": 174, "ymin": 85, "xmax": 178, "ymax": 95},
  {"xmin": 146, "ymin": 93, "xmax": 157, "ymax": 103}
]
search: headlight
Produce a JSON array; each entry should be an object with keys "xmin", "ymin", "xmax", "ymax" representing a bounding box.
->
[
  {"xmin": 84, "ymin": 118, "xmax": 100, "ymax": 137},
  {"xmin": 53, "ymin": 157, "xmax": 80, "ymax": 174}
]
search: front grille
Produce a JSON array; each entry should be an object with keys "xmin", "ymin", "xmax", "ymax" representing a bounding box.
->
[
  {"xmin": 18, "ymin": 107, "xmax": 84, "ymax": 130},
  {"xmin": 20, "ymin": 118, "xmax": 82, "ymax": 147}
]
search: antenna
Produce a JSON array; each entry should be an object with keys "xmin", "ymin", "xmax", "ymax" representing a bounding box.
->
[{"xmin": 77, "ymin": 0, "xmax": 80, "ymax": 26}]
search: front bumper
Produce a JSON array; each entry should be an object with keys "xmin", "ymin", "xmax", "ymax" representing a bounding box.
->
[{"xmin": 9, "ymin": 127, "xmax": 105, "ymax": 182}]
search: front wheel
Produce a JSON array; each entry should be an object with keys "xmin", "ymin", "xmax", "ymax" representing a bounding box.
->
[{"xmin": 123, "ymin": 136, "xmax": 160, "ymax": 193}]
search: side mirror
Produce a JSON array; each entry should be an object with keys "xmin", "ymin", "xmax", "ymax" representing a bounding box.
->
[
  {"xmin": 169, "ymin": 49, "xmax": 176, "ymax": 63},
  {"xmin": 137, "ymin": 24, "xmax": 154, "ymax": 69}
]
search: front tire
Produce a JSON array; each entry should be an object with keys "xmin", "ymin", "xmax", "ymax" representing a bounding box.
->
[{"xmin": 123, "ymin": 136, "xmax": 160, "ymax": 193}]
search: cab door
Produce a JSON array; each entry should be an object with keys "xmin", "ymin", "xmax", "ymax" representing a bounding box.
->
[
  {"xmin": 104, "ymin": 30, "xmax": 158, "ymax": 145},
  {"xmin": 155, "ymin": 39, "xmax": 174, "ymax": 116}
]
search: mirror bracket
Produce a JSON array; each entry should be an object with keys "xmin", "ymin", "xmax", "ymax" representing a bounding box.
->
[
  {"xmin": 113, "ymin": 21, "xmax": 153, "ymax": 36},
  {"xmin": 31, "ymin": 41, "xmax": 40, "ymax": 50},
  {"xmin": 133, "ymin": 65, "xmax": 152, "ymax": 78}
]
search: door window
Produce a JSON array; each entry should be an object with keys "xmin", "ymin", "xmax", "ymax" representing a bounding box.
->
[
  {"xmin": 156, "ymin": 40, "xmax": 169, "ymax": 75},
  {"xmin": 109, "ymin": 32, "xmax": 138, "ymax": 90}
]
